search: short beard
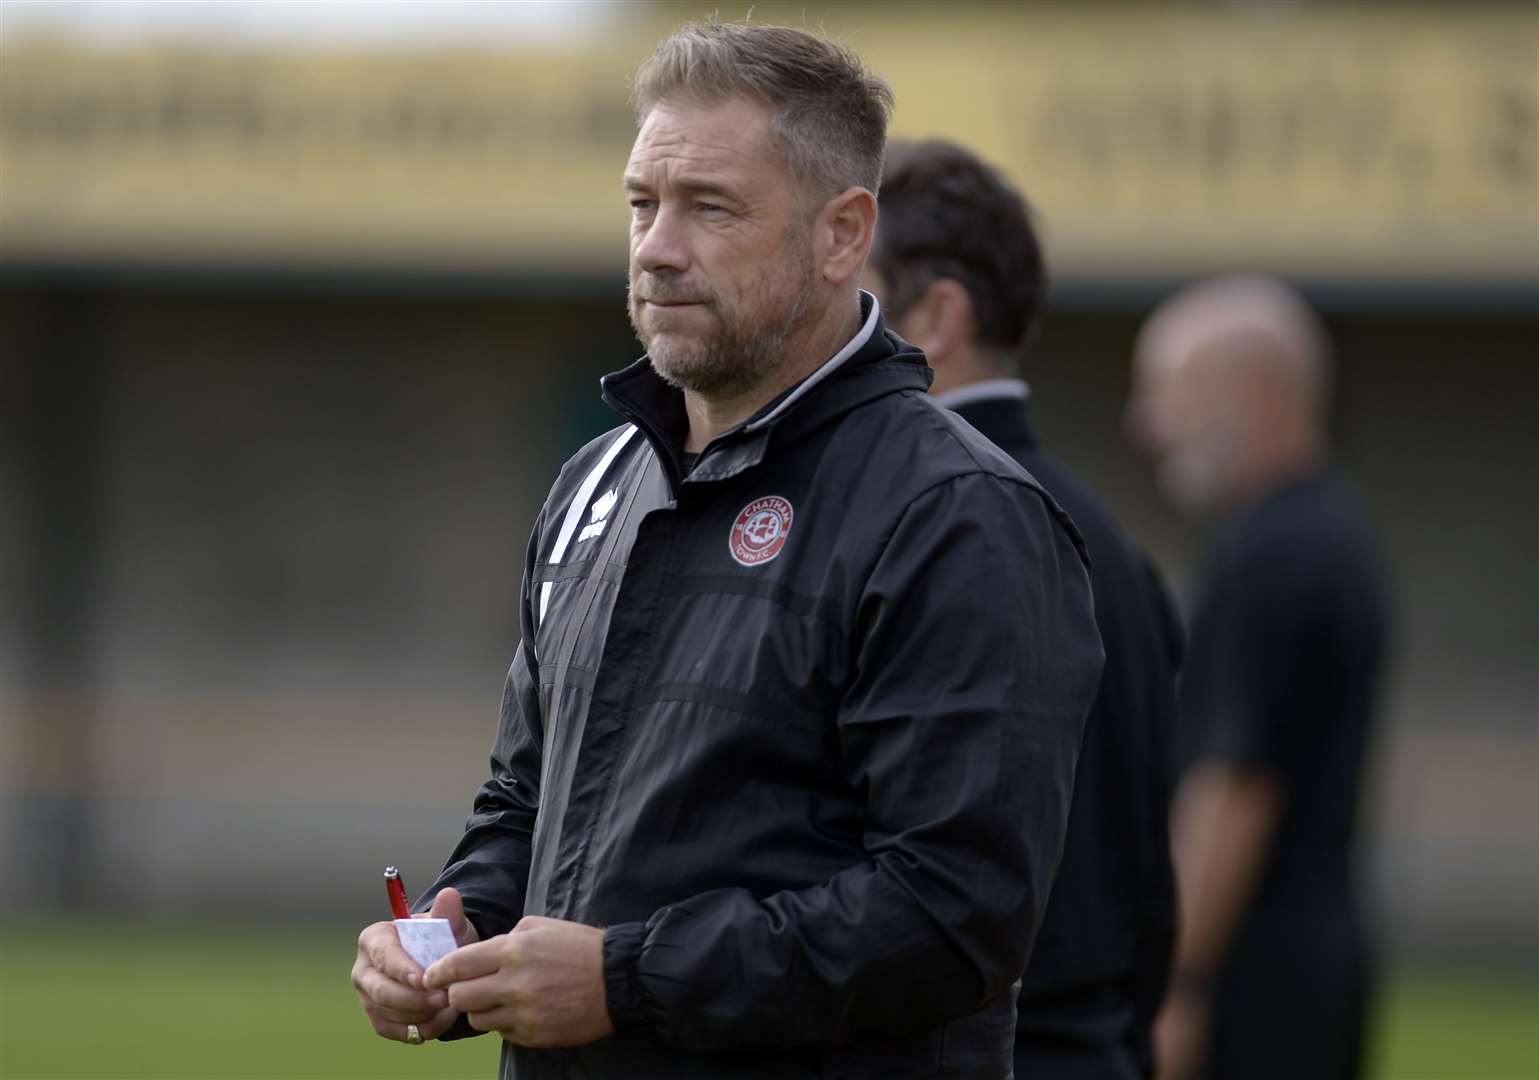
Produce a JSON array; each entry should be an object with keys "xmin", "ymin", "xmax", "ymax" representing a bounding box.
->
[{"xmin": 629, "ymin": 238, "xmax": 816, "ymax": 399}]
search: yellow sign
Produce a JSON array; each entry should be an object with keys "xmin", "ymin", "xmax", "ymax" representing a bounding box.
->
[{"xmin": 1, "ymin": 4, "xmax": 1534, "ymax": 282}]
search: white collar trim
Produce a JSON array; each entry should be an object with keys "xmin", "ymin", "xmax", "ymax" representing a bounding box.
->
[
  {"xmin": 935, "ymin": 378, "xmax": 1031, "ymax": 410},
  {"xmin": 744, "ymin": 291, "xmax": 882, "ymax": 433}
]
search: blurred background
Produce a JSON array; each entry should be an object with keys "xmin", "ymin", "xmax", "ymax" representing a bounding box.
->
[{"xmin": 0, "ymin": 1, "xmax": 1534, "ymax": 1077}]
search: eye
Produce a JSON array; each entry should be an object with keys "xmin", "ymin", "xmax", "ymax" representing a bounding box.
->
[
  {"xmin": 695, "ymin": 201, "xmax": 728, "ymax": 215},
  {"xmin": 629, "ymin": 198, "xmax": 655, "ymax": 213}
]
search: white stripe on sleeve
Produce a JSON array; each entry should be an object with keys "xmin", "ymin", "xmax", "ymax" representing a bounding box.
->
[{"xmin": 538, "ymin": 425, "xmax": 638, "ymax": 623}]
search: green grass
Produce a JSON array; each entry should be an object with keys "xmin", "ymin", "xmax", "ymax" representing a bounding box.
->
[
  {"xmin": 1, "ymin": 920, "xmax": 1535, "ymax": 1079},
  {"xmin": 1367, "ymin": 969, "xmax": 1539, "ymax": 1080},
  {"xmin": 0, "ymin": 921, "xmax": 495, "ymax": 1079}
]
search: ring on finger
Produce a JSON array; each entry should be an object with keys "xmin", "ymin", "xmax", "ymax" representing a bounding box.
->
[{"xmin": 405, "ymin": 1023, "xmax": 424, "ymax": 1046}]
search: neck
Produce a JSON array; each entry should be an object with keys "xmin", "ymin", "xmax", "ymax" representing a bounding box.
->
[
  {"xmin": 926, "ymin": 345, "xmax": 1012, "ymax": 401},
  {"xmin": 1234, "ymin": 430, "xmax": 1326, "ymax": 508},
  {"xmin": 682, "ymin": 291, "xmax": 863, "ymax": 451}
]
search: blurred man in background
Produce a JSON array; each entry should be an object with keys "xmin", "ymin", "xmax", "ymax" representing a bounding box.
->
[
  {"xmin": 352, "ymin": 22, "xmax": 1104, "ymax": 1079},
  {"xmin": 1128, "ymin": 276, "xmax": 1390, "ymax": 1080},
  {"xmin": 864, "ymin": 139, "xmax": 1183, "ymax": 1080}
]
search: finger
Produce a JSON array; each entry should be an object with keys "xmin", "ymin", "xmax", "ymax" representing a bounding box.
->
[
  {"xmin": 356, "ymin": 964, "xmax": 449, "ymax": 1014},
  {"xmin": 427, "ymin": 887, "xmax": 473, "ymax": 944},
  {"xmin": 445, "ymin": 970, "xmax": 515, "ymax": 1016},
  {"xmin": 423, "ymin": 934, "xmax": 511, "ymax": 989},
  {"xmin": 417, "ymin": 1005, "xmax": 461, "ymax": 1042},
  {"xmin": 365, "ymin": 1015, "xmax": 420, "ymax": 1044},
  {"xmin": 367, "ymin": 1002, "xmax": 460, "ymax": 1042},
  {"xmin": 467, "ymin": 1005, "xmax": 521, "ymax": 1035},
  {"xmin": 352, "ymin": 953, "xmax": 434, "ymax": 1013},
  {"xmin": 361, "ymin": 921, "xmax": 426, "ymax": 988},
  {"xmin": 367, "ymin": 1001, "xmax": 444, "ymax": 1026}
]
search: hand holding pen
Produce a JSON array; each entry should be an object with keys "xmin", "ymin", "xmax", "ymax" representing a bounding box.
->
[{"xmin": 350, "ymin": 866, "xmax": 480, "ymax": 1046}]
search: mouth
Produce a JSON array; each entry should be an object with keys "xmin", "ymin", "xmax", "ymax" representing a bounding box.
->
[{"xmin": 641, "ymin": 298, "xmax": 706, "ymax": 308}]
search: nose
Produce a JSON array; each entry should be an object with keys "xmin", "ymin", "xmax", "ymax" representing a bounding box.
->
[{"xmin": 632, "ymin": 203, "xmax": 691, "ymax": 276}]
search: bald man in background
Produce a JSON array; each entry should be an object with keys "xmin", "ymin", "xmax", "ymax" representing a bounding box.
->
[{"xmin": 1128, "ymin": 277, "xmax": 1390, "ymax": 1080}]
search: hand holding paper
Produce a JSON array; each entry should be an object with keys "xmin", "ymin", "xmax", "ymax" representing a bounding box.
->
[
  {"xmin": 396, "ymin": 917, "xmax": 460, "ymax": 969},
  {"xmin": 352, "ymin": 885, "xmax": 481, "ymax": 1047},
  {"xmin": 400, "ymin": 885, "xmax": 480, "ymax": 968}
]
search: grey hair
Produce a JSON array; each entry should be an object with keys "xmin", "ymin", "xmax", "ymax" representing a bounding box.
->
[{"xmin": 630, "ymin": 18, "xmax": 895, "ymax": 199}]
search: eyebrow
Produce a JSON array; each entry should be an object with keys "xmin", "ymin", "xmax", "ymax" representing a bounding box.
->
[{"xmin": 623, "ymin": 174, "xmax": 740, "ymax": 202}]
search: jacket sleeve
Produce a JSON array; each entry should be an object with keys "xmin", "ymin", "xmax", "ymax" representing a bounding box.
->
[
  {"xmin": 417, "ymin": 507, "xmax": 547, "ymax": 943},
  {"xmin": 602, "ymin": 473, "xmax": 1105, "ymax": 1051}
]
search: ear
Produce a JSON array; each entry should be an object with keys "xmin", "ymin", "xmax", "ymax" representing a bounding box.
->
[
  {"xmin": 814, "ymin": 187, "xmax": 878, "ymax": 287},
  {"xmin": 894, "ymin": 277, "xmax": 974, "ymax": 368}
]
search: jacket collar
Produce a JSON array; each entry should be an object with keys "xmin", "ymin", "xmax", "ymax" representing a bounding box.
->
[
  {"xmin": 601, "ymin": 292, "xmax": 932, "ymax": 487},
  {"xmin": 948, "ymin": 388, "xmax": 1041, "ymax": 452},
  {"xmin": 935, "ymin": 377, "xmax": 1030, "ymax": 411},
  {"xmin": 743, "ymin": 291, "xmax": 882, "ymax": 434}
]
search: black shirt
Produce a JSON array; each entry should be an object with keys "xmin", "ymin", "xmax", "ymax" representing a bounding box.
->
[
  {"xmin": 951, "ymin": 393, "xmax": 1182, "ymax": 1080},
  {"xmin": 1179, "ymin": 468, "xmax": 1389, "ymax": 1080},
  {"xmin": 1181, "ymin": 468, "xmax": 1389, "ymax": 911}
]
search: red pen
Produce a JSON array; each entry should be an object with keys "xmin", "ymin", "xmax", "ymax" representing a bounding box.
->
[{"xmin": 384, "ymin": 865, "xmax": 412, "ymax": 920}]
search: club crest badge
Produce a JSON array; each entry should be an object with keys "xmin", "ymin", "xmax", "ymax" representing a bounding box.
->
[{"xmin": 729, "ymin": 495, "xmax": 794, "ymax": 567}]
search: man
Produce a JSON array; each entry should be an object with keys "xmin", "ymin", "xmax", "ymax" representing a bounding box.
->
[
  {"xmin": 1127, "ymin": 275, "xmax": 1389, "ymax": 1080},
  {"xmin": 863, "ymin": 140, "xmax": 1183, "ymax": 1080},
  {"xmin": 350, "ymin": 22, "xmax": 1103, "ymax": 1079}
]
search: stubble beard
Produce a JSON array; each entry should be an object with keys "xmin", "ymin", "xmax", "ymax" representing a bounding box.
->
[{"xmin": 629, "ymin": 240, "xmax": 816, "ymax": 400}]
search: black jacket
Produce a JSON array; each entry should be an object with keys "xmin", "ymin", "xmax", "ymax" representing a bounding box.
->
[
  {"xmin": 951, "ymin": 395, "xmax": 1181, "ymax": 1080},
  {"xmin": 424, "ymin": 303, "xmax": 1104, "ymax": 1078}
]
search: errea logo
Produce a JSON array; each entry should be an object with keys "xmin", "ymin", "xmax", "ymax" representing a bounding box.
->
[{"xmin": 577, "ymin": 488, "xmax": 618, "ymax": 544}]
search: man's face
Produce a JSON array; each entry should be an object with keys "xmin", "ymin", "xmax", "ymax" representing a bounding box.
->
[
  {"xmin": 1128, "ymin": 336, "xmax": 1252, "ymax": 513},
  {"xmin": 625, "ymin": 97, "xmax": 817, "ymax": 398}
]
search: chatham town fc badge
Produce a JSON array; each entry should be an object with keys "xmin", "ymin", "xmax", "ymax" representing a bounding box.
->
[{"xmin": 729, "ymin": 495, "xmax": 794, "ymax": 567}]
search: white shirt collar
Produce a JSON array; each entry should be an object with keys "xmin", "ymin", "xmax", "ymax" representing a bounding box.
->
[
  {"xmin": 934, "ymin": 378, "xmax": 1032, "ymax": 411},
  {"xmin": 744, "ymin": 291, "xmax": 882, "ymax": 433}
]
